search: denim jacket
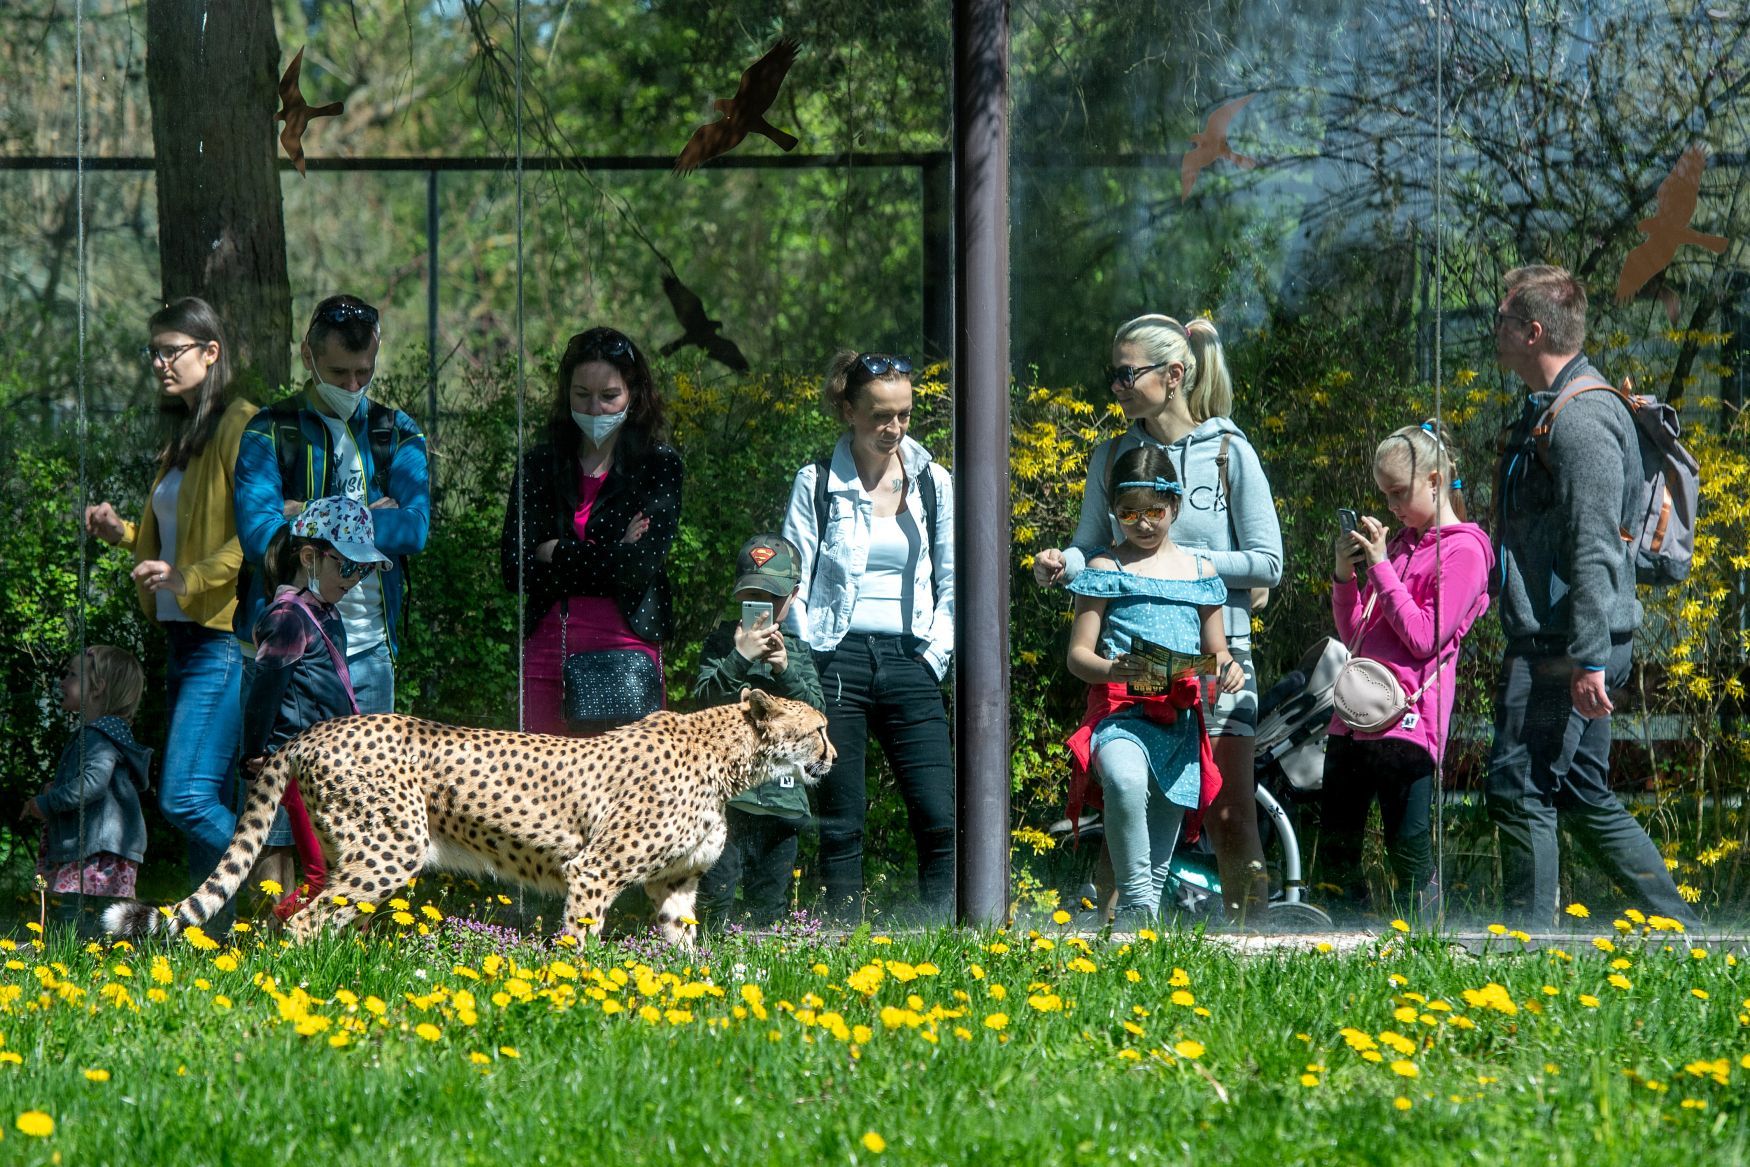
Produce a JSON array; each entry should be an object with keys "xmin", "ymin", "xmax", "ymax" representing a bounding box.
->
[
  {"xmin": 781, "ymin": 434, "xmax": 955, "ymax": 680},
  {"xmin": 40, "ymin": 717, "xmax": 152, "ymax": 865}
]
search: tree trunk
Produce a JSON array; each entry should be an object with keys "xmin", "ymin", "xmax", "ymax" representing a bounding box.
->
[{"xmin": 145, "ymin": 0, "xmax": 291, "ymax": 396}]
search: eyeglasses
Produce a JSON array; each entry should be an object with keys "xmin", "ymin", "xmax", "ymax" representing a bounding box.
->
[
  {"xmin": 1106, "ymin": 363, "xmax": 1168, "ymax": 390},
  {"xmin": 310, "ymin": 300, "xmax": 380, "ymax": 330},
  {"xmin": 323, "ymin": 550, "xmax": 384, "ymax": 580},
  {"xmin": 853, "ymin": 353, "xmax": 914, "ymax": 380},
  {"xmin": 142, "ymin": 342, "xmax": 204, "ymax": 367},
  {"xmin": 1493, "ymin": 309, "xmax": 1532, "ymax": 330},
  {"xmin": 1115, "ymin": 505, "xmax": 1170, "ymax": 525}
]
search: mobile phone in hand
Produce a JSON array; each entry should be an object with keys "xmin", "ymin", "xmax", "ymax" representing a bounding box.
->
[
  {"xmin": 1337, "ymin": 507, "xmax": 1359, "ymax": 535},
  {"xmin": 740, "ymin": 600, "xmax": 774, "ymax": 632}
]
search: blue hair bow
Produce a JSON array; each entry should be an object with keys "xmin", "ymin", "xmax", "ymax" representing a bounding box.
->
[{"xmin": 1115, "ymin": 477, "xmax": 1183, "ymax": 497}]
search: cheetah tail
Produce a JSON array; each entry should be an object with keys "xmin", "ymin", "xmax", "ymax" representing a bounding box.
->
[{"xmin": 102, "ymin": 748, "xmax": 298, "ymax": 940}]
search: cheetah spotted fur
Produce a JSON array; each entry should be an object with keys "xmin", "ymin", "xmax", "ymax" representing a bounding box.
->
[{"xmin": 105, "ymin": 690, "xmax": 833, "ymax": 946}]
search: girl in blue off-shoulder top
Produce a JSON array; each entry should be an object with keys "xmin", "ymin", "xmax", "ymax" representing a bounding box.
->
[{"xmin": 1065, "ymin": 447, "xmax": 1245, "ymax": 928}]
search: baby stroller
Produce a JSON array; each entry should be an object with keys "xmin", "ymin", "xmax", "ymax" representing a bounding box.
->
[{"xmin": 1051, "ymin": 638, "xmax": 1347, "ymax": 929}]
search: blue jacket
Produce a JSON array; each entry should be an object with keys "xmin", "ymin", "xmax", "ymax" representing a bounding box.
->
[{"xmin": 233, "ymin": 387, "xmax": 430, "ymax": 650}]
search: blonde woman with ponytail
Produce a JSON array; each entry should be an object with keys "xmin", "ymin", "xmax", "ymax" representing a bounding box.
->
[
  {"xmin": 1034, "ymin": 314, "xmax": 1282, "ymax": 923},
  {"xmin": 1323, "ymin": 421, "xmax": 1493, "ymax": 922}
]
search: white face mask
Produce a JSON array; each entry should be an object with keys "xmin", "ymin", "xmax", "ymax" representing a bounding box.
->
[
  {"xmin": 311, "ymin": 368, "xmax": 370, "ymax": 419},
  {"xmin": 573, "ymin": 408, "xmax": 628, "ymax": 447}
]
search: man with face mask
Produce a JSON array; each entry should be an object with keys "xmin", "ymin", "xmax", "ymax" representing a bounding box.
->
[{"xmin": 234, "ymin": 295, "xmax": 431, "ymax": 716}]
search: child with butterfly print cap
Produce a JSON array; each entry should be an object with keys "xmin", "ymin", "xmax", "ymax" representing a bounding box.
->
[
  {"xmin": 692, "ymin": 534, "xmax": 824, "ymax": 928},
  {"xmin": 240, "ymin": 495, "xmax": 391, "ymax": 919},
  {"xmin": 1063, "ymin": 446, "xmax": 1244, "ymax": 930}
]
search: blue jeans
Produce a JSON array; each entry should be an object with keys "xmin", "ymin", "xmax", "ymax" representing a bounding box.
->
[
  {"xmin": 160, "ymin": 624, "xmax": 244, "ymax": 886},
  {"xmin": 346, "ymin": 640, "xmax": 394, "ymax": 714}
]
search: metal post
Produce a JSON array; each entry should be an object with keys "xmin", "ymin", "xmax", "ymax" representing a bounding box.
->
[
  {"xmin": 920, "ymin": 155, "xmax": 954, "ymax": 363},
  {"xmin": 426, "ymin": 168, "xmax": 440, "ymax": 453},
  {"xmin": 952, "ymin": 0, "xmax": 1010, "ymax": 928}
]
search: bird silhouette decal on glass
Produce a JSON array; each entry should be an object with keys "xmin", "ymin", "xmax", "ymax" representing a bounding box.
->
[
  {"xmin": 659, "ymin": 270, "xmax": 751, "ymax": 372},
  {"xmin": 276, "ymin": 47, "xmax": 345, "ymax": 177},
  {"xmin": 1180, "ymin": 94, "xmax": 1258, "ymax": 201},
  {"xmin": 1616, "ymin": 145, "xmax": 1729, "ymax": 311},
  {"xmin": 674, "ymin": 39, "xmax": 800, "ymax": 175}
]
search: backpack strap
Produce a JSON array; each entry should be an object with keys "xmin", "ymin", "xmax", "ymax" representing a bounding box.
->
[
  {"xmin": 267, "ymin": 400, "xmax": 310, "ymax": 502},
  {"xmin": 366, "ymin": 402, "xmax": 398, "ymax": 500},
  {"xmin": 812, "ymin": 456, "xmax": 832, "ymax": 546},
  {"xmin": 917, "ymin": 461, "xmax": 941, "ymax": 603},
  {"xmin": 1215, "ymin": 433, "xmax": 1232, "ymax": 506},
  {"xmin": 1531, "ymin": 374, "xmax": 1630, "ymax": 470}
]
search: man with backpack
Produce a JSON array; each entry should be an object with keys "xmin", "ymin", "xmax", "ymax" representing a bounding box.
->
[
  {"xmin": 1488, "ymin": 264, "xmax": 1697, "ymax": 929},
  {"xmin": 234, "ymin": 294, "xmax": 431, "ymax": 714}
]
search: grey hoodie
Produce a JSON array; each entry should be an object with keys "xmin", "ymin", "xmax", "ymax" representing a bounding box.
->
[
  {"xmin": 1062, "ymin": 418, "xmax": 1283, "ymax": 641},
  {"xmin": 1493, "ymin": 355, "xmax": 1641, "ymax": 665}
]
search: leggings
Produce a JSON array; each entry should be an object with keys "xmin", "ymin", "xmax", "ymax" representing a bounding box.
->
[{"xmin": 1095, "ymin": 737, "xmax": 1187, "ymax": 913}]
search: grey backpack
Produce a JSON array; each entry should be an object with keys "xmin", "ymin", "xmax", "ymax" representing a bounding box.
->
[{"xmin": 1533, "ymin": 375, "xmax": 1699, "ymax": 586}]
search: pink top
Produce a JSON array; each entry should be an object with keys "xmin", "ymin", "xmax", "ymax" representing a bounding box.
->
[
  {"xmin": 1328, "ymin": 522, "xmax": 1494, "ymax": 762},
  {"xmin": 524, "ymin": 466, "xmax": 659, "ymax": 672}
]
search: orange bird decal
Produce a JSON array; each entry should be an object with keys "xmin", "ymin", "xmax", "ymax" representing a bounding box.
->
[
  {"xmin": 276, "ymin": 47, "xmax": 345, "ymax": 177},
  {"xmin": 675, "ymin": 39, "xmax": 800, "ymax": 174},
  {"xmin": 1616, "ymin": 145, "xmax": 1729, "ymax": 309},
  {"xmin": 1181, "ymin": 94, "xmax": 1258, "ymax": 201}
]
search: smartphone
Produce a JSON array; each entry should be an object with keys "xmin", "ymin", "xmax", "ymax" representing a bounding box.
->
[
  {"xmin": 740, "ymin": 600, "xmax": 774, "ymax": 632},
  {"xmin": 1337, "ymin": 507, "xmax": 1359, "ymax": 535}
]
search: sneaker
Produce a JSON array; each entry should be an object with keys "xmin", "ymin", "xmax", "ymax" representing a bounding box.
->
[{"xmin": 1110, "ymin": 904, "xmax": 1156, "ymax": 933}]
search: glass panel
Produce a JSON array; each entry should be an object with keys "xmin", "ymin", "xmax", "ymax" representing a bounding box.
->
[
  {"xmin": 1011, "ymin": 0, "xmax": 1750, "ymax": 931},
  {"xmin": 1, "ymin": 1, "xmax": 955, "ymax": 932}
]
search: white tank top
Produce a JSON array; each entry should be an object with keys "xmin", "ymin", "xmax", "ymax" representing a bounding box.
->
[{"xmin": 847, "ymin": 513, "xmax": 918, "ymax": 635}]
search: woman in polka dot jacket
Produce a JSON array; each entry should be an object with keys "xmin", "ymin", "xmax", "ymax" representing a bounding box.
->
[{"xmin": 500, "ymin": 327, "xmax": 684, "ymax": 735}]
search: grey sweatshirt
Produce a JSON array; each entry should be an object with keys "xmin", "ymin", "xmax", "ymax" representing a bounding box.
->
[
  {"xmin": 1061, "ymin": 417, "xmax": 1283, "ymax": 641},
  {"xmin": 1494, "ymin": 355, "xmax": 1641, "ymax": 665}
]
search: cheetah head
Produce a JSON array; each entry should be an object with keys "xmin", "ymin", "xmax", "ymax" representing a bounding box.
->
[{"xmin": 740, "ymin": 688, "xmax": 835, "ymax": 785}]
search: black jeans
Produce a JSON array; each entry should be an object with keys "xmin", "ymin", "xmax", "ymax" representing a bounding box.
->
[
  {"xmin": 815, "ymin": 634, "xmax": 955, "ymax": 918},
  {"xmin": 1320, "ymin": 735, "xmax": 1436, "ymax": 915},
  {"xmin": 697, "ymin": 808, "xmax": 801, "ymax": 927},
  {"xmin": 1485, "ymin": 639, "xmax": 1699, "ymax": 928}
]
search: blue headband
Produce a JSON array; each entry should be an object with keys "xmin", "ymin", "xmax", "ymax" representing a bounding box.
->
[{"xmin": 1115, "ymin": 477, "xmax": 1183, "ymax": 497}]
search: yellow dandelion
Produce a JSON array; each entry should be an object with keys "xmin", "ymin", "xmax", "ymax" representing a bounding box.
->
[
  {"xmin": 1390, "ymin": 919, "xmax": 1410, "ymax": 933},
  {"xmin": 1173, "ymin": 1040, "xmax": 1205, "ymax": 1059},
  {"xmin": 1564, "ymin": 903, "xmax": 1589, "ymax": 918},
  {"xmin": 355, "ymin": 902, "xmax": 376, "ymax": 915},
  {"xmin": 415, "ymin": 1023, "xmax": 442, "ymax": 1042},
  {"xmin": 1393, "ymin": 1097, "xmax": 1412, "ymax": 1111},
  {"xmin": 83, "ymin": 1068, "xmax": 110, "ymax": 1083},
  {"xmin": 983, "ymin": 1013, "xmax": 1008, "ymax": 1031},
  {"xmin": 1390, "ymin": 1060, "xmax": 1419, "ymax": 1078},
  {"xmin": 498, "ymin": 1046, "xmax": 520, "ymax": 1058},
  {"xmin": 1051, "ymin": 909, "xmax": 1071, "ymax": 926},
  {"xmin": 861, "ymin": 1131, "xmax": 887, "ymax": 1154},
  {"xmin": 1300, "ymin": 1073, "xmax": 1319, "ymax": 1087},
  {"xmin": 16, "ymin": 1110, "xmax": 54, "ymax": 1137},
  {"xmin": 328, "ymin": 1033, "xmax": 350, "ymax": 1049}
]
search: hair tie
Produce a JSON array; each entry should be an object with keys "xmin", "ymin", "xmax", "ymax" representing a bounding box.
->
[
  {"xmin": 1421, "ymin": 421, "xmax": 1436, "ymax": 434},
  {"xmin": 1451, "ymin": 478, "xmax": 1465, "ymax": 490},
  {"xmin": 1115, "ymin": 477, "xmax": 1183, "ymax": 497}
]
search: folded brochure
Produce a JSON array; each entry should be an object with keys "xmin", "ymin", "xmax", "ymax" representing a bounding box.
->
[{"xmin": 1124, "ymin": 635, "xmax": 1218, "ymax": 696}]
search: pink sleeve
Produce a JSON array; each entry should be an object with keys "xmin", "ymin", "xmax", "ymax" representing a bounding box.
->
[
  {"xmin": 1366, "ymin": 540, "xmax": 1490, "ymax": 659},
  {"xmin": 1331, "ymin": 577, "xmax": 1366, "ymax": 642}
]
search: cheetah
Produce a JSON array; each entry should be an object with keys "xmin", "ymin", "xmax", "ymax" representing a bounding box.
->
[{"xmin": 105, "ymin": 689, "xmax": 833, "ymax": 947}]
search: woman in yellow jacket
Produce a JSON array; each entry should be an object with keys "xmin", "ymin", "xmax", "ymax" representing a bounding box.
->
[{"xmin": 85, "ymin": 297, "xmax": 258, "ymax": 889}]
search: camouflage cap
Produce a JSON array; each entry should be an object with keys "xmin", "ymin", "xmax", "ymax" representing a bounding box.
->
[{"xmin": 734, "ymin": 533, "xmax": 801, "ymax": 596}]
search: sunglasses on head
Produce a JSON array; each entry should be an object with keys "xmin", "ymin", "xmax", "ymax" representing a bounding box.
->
[
  {"xmin": 1115, "ymin": 505, "xmax": 1170, "ymax": 525},
  {"xmin": 1105, "ymin": 362, "xmax": 1169, "ymax": 390},
  {"xmin": 323, "ymin": 549, "xmax": 384, "ymax": 580},
  {"xmin": 853, "ymin": 353, "xmax": 914, "ymax": 380},
  {"xmin": 580, "ymin": 332, "xmax": 636, "ymax": 364},
  {"xmin": 310, "ymin": 300, "xmax": 380, "ymax": 330}
]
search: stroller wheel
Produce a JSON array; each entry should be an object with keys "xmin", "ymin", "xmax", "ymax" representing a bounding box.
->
[{"xmin": 1265, "ymin": 901, "xmax": 1334, "ymax": 931}]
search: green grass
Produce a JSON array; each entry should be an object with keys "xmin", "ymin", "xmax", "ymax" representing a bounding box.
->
[{"xmin": 0, "ymin": 906, "xmax": 1745, "ymax": 1165}]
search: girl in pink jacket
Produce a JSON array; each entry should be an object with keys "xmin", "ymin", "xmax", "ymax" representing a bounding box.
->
[{"xmin": 1323, "ymin": 421, "xmax": 1494, "ymax": 923}]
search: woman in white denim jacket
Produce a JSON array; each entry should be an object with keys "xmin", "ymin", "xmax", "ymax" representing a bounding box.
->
[{"xmin": 782, "ymin": 351, "xmax": 955, "ymax": 921}]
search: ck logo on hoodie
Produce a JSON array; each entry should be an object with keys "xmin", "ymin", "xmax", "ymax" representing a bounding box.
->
[{"xmin": 1184, "ymin": 483, "xmax": 1229, "ymax": 515}]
